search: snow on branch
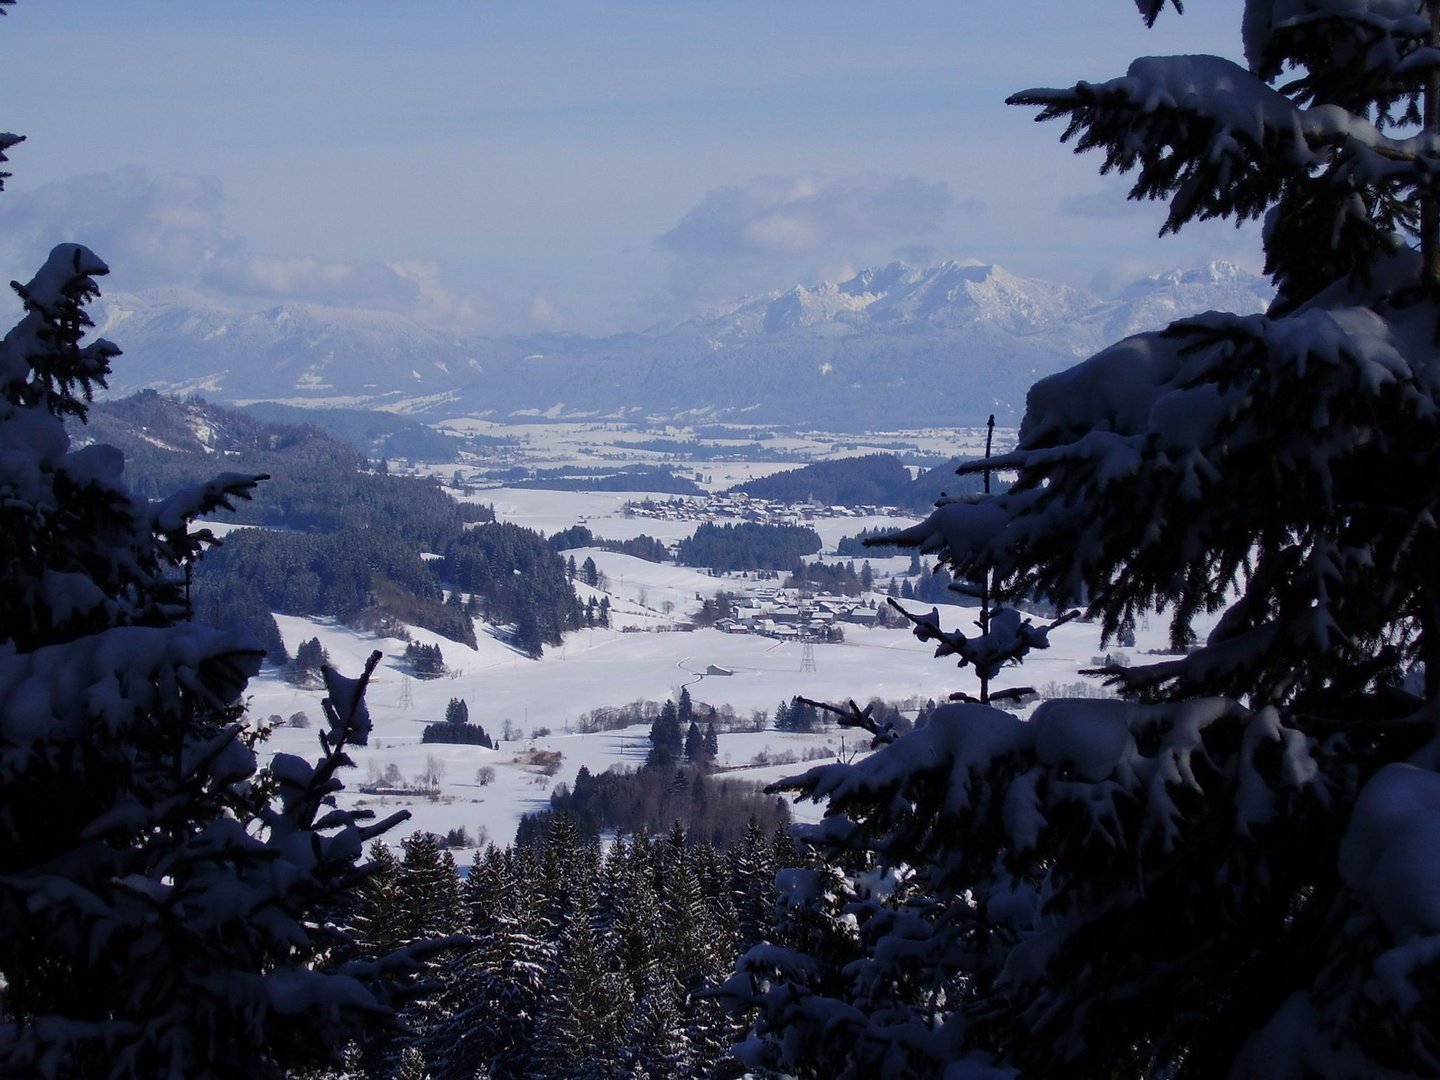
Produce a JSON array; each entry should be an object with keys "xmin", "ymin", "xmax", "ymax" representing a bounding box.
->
[
  {"xmin": 149, "ymin": 471, "xmax": 269, "ymax": 566},
  {"xmin": 1245, "ymin": 1, "xmax": 1434, "ymax": 85},
  {"xmin": 886, "ymin": 598, "xmax": 1078, "ymax": 685},
  {"xmin": 868, "ymin": 491, "xmax": 1010, "ymax": 566},
  {"xmin": 151, "ymin": 472, "xmax": 268, "ymax": 536},
  {"xmin": 321, "ymin": 650, "xmax": 381, "ymax": 754},
  {"xmin": 1009, "ymin": 54, "xmax": 1439, "ymax": 242},
  {"xmin": 0, "ymin": 623, "xmax": 263, "ymax": 747},
  {"xmin": 0, "ymin": 244, "xmax": 120, "ymax": 414},
  {"xmin": 793, "ymin": 695, "xmax": 903, "ymax": 749}
]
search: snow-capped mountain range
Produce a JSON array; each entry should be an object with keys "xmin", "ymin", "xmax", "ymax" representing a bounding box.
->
[{"xmin": 93, "ymin": 260, "xmax": 1271, "ymax": 427}]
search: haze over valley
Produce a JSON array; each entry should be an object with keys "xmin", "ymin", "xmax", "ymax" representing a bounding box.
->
[{"xmin": 93, "ymin": 258, "xmax": 1270, "ymax": 426}]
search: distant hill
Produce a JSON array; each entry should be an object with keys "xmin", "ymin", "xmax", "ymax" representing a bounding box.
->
[
  {"xmin": 83, "ymin": 392, "xmax": 581, "ymax": 660},
  {"xmin": 238, "ymin": 402, "xmax": 486, "ymax": 463},
  {"xmin": 903, "ymin": 457, "xmax": 994, "ymax": 512},
  {"xmin": 93, "ymin": 261, "xmax": 1271, "ymax": 428},
  {"xmin": 726, "ymin": 454, "xmax": 913, "ymax": 506},
  {"xmin": 726, "ymin": 451, "xmax": 992, "ymax": 512}
]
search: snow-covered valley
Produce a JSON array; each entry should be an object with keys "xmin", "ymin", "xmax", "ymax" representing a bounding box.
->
[{"xmin": 241, "ymin": 475, "xmax": 1160, "ymax": 850}]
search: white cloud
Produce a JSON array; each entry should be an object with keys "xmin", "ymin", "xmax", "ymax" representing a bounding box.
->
[
  {"xmin": 527, "ymin": 292, "xmax": 559, "ymax": 328},
  {"xmin": 388, "ymin": 259, "xmax": 500, "ymax": 331},
  {"xmin": 657, "ymin": 172, "xmax": 950, "ymax": 308},
  {"xmin": 0, "ymin": 167, "xmax": 498, "ymax": 331},
  {"xmin": 204, "ymin": 254, "xmax": 416, "ymax": 304},
  {"xmin": 0, "ymin": 167, "xmax": 235, "ymax": 290}
]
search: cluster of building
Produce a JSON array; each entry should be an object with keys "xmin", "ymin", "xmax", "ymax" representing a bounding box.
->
[
  {"xmin": 714, "ymin": 586, "xmax": 883, "ymax": 640},
  {"xmin": 624, "ymin": 492, "xmax": 900, "ymax": 527}
]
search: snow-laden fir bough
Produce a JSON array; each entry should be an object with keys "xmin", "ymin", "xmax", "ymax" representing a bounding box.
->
[
  {"xmin": 0, "ymin": 138, "xmax": 442, "ymax": 1080},
  {"xmin": 724, "ymin": 2, "xmax": 1440, "ymax": 1076}
]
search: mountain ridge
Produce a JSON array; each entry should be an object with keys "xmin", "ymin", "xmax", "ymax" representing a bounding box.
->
[{"xmin": 93, "ymin": 260, "xmax": 1271, "ymax": 427}]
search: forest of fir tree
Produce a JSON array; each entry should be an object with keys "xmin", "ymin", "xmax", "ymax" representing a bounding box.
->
[{"xmin": 11, "ymin": 1, "xmax": 1440, "ymax": 1078}]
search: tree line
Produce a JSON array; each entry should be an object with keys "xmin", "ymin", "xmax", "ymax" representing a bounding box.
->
[
  {"xmin": 333, "ymin": 815, "xmax": 803, "ymax": 1079},
  {"xmin": 674, "ymin": 522, "xmax": 822, "ymax": 573},
  {"xmin": 440, "ymin": 522, "xmax": 582, "ymax": 657},
  {"xmin": 551, "ymin": 525, "xmax": 670, "ymax": 564}
]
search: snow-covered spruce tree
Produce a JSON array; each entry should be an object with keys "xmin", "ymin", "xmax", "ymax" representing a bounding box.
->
[
  {"xmin": 728, "ymin": 4, "xmax": 1440, "ymax": 1077},
  {"xmin": 0, "ymin": 242, "xmax": 431, "ymax": 1077}
]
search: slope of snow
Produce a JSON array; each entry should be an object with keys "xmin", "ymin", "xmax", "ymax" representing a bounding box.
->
[{"xmin": 249, "ymin": 610, "xmax": 1145, "ymax": 848}]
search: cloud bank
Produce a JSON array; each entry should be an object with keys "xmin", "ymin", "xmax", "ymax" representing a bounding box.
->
[
  {"xmin": 0, "ymin": 167, "xmax": 493, "ymax": 330},
  {"xmin": 657, "ymin": 172, "xmax": 950, "ymax": 309}
]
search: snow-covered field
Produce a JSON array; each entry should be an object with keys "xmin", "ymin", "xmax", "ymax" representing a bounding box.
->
[
  {"xmin": 242, "ymin": 428, "xmax": 1170, "ymax": 851},
  {"xmin": 250, "ymin": 609, "xmax": 1136, "ymax": 849},
  {"xmin": 425, "ymin": 419, "xmax": 1002, "ymax": 492}
]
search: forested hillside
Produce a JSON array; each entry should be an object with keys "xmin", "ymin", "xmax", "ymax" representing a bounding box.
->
[
  {"xmin": 674, "ymin": 522, "xmax": 822, "ymax": 573},
  {"xmin": 16, "ymin": 0, "xmax": 1440, "ymax": 1074},
  {"xmin": 239, "ymin": 401, "xmax": 496, "ymax": 462},
  {"xmin": 440, "ymin": 521, "xmax": 582, "ymax": 657},
  {"xmin": 726, "ymin": 450, "xmax": 992, "ymax": 511},
  {"xmin": 724, "ymin": 452, "xmax": 910, "ymax": 505},
  {"xmin": 87, "ymin": 391, "xmax": 584, "ymax": 660}
]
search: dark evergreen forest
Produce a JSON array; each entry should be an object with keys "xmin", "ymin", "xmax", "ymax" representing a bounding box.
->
[
  {"xmin": 674, "ymin": 522, "xmax": 822, "ymax": 572},
  {"xmin": 547, "ymin": 524, "xmax": 670, "ymax": 563},
  {"xmin": 239, "ymin": 401, "xmax": 505, "ymax": 462},
  {"xmin": 91, "ymin": 392, "xmax": 583, "ymax": 660},
  {"xmin": 347, "ymin": 814, "xmax": 803, "ymax": 1079},
  {"xmin": 440, "ymin": 521, "xmax": 583, "ymax": 657},
  {"xmin": 495, "ymin": 463, "xmax": 705, "ymax": 494},
  {"xmin": 724, "ymin": 452, "xmax": 912, "ymax": 505},
  {"xmin": 724, "ymin": 452, "xmax": 994, "ymax": 510}
]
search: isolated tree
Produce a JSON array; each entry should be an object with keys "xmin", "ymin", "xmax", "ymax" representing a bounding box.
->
[
  {"xmin": 285, "ymin": 634, "xmax": 330, "ymax": 685},
  {"xmin": 622, "ymin": 963, "xmax": 693, "ymax": 1080},
  {"xmin": 531, "ymin": 877, "xmax": 631, "ymax": 1077},
  {"xmin": 648, "ymin": 697, "xmax": 683, "ymax": 767},
  {"xmin": 0, "ymin": 241, "xmax": 425, "ymax": 1076},
  {"xmin": 729, "ymin": 817, "xmax": 778, "ymax": 945},
  {"xmin": 445, "ymin": 696, "xmax": 470, "ymax": 726},
  {"xmin": 772, "ymin": 699, "xmax": 791, "ymax": 732},
  {"xmin": 730, "ymin": 3, "xmax": 1440, "ymax": 1077}
]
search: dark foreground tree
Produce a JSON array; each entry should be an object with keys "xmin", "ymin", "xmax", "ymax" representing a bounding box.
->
[
  {"xmin": 728, "ymin": 4, "xmax": 1440, "ymax": 1076},
  {"xmin": 0, "ymin": 238, "xmax": 429, "ymax": 1073}
]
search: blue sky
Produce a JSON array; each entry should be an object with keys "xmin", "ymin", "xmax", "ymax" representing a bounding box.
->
[{"xmin": 0, "ymin": 1, "xmax": 1252, "ymax": 333}]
